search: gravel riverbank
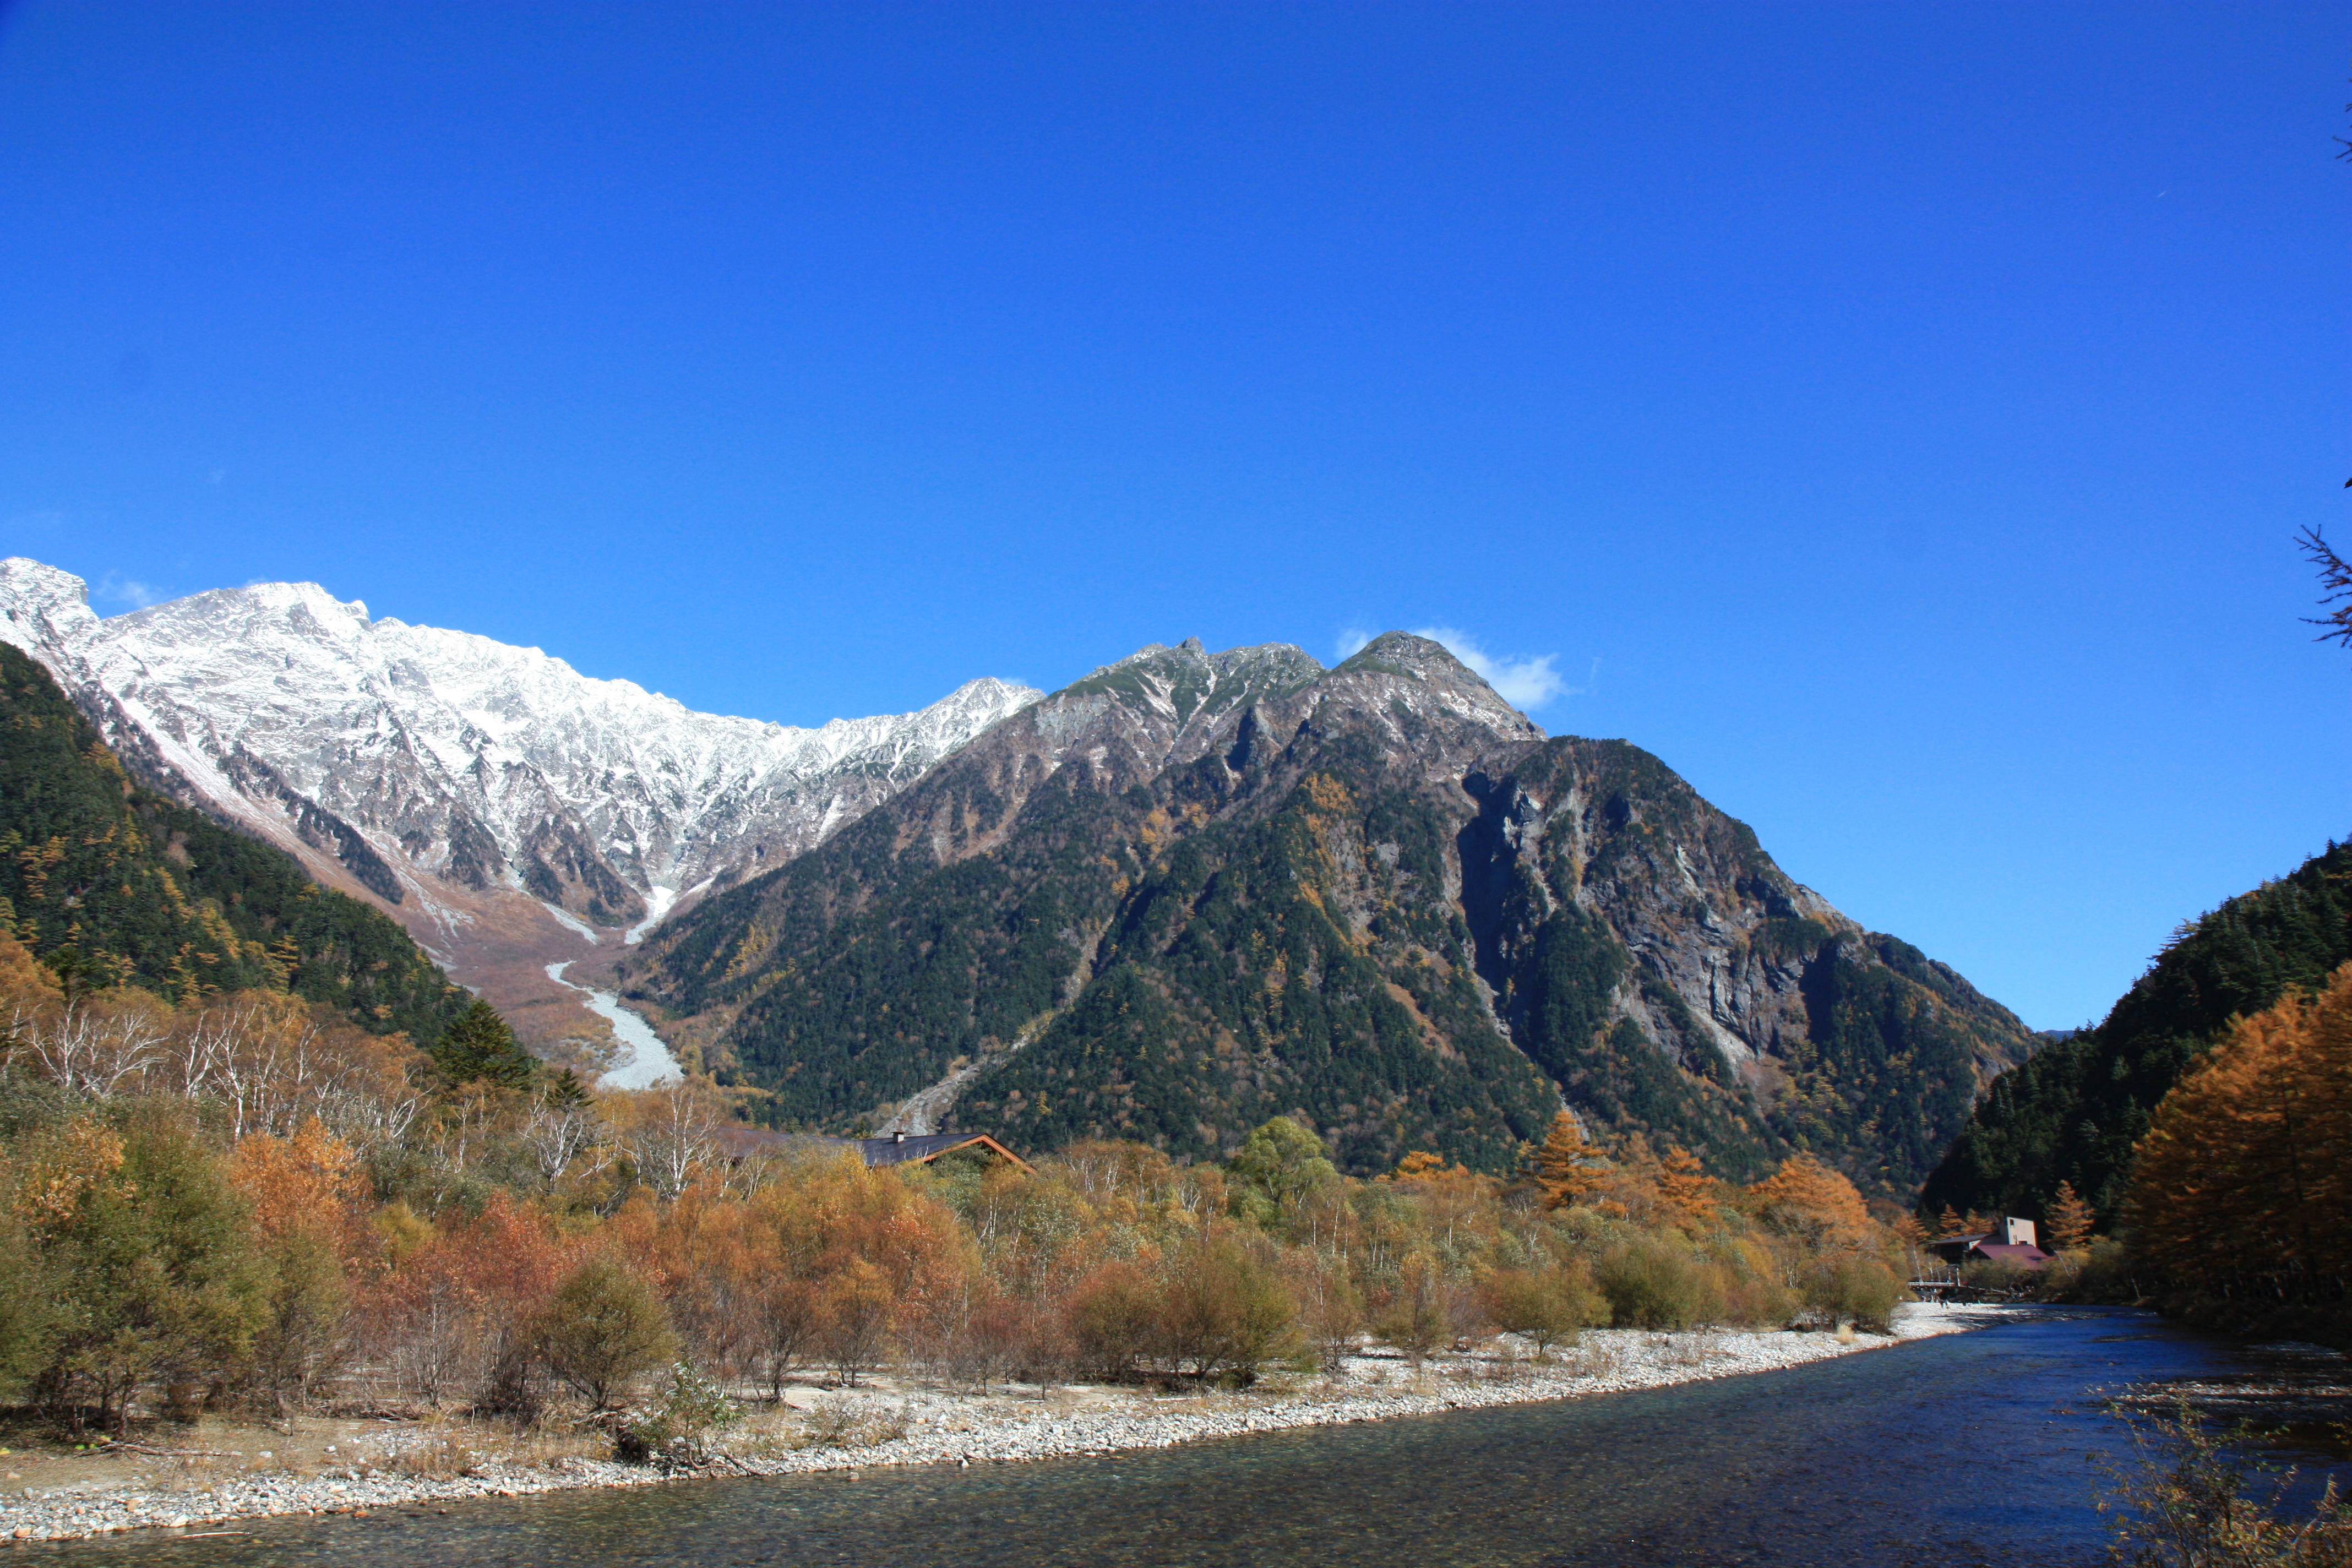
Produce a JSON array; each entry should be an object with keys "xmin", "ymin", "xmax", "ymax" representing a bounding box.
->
[{"xmin": 0, "ymin": 1304, "xmax": 2030, "ymax": 1546}]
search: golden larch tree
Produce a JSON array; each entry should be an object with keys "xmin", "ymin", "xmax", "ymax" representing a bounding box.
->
[
  {"xmin": 1532, "ymin": 1110, "xmax": 1609, "ymax": 1210},
  {"xmin": 2043, "ymin": 1180, "xmax": 2094, "ymax": 1252},
  {"xmin": 1655, "ymin": 1144, "xmax": 1721, "ymax": 1231}
]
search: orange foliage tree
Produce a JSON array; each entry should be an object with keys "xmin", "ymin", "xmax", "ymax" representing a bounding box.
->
[
  {"xmin": 1654, "ymin": 1144, "xmax": 1722, "ymax": 1232},
  {"xmin": 2127, "ymin": 962, "xmax": 2351, "ymax": 1322},
  {"xmin": 1531, "ymin": 1110, "xmax": 1609, "ymax": 1210},
  {"xmin": 2044, "ymin": 1180, "xmax": 2095, "ymax": 1253},
  {"xmin": 1746, "ymin": 1153, "xmax": 1871, "ymax": 1249}
]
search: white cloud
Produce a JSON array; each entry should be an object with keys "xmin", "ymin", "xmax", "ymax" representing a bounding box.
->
[
  {"xmin": 1411, "ymin": 626, "xmax": 1572, "ymax": 710},
  {"xmin": 1336, "ymin": 623, "xmax": 1589, "ymax": 710},
  {"xmin": 95, "ymin": 574, "xmax": 161, "ymax": 609}
]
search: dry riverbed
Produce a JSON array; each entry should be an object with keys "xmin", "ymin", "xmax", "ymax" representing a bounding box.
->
[{"xmin": 0, "ymin": 1303, "xmax": 2029, "ymax": 1546}]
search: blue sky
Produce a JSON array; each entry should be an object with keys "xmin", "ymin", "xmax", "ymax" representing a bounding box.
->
[{"xmin": 1, "ymin": 2, "xmax": 2345, "ymax": 1030}]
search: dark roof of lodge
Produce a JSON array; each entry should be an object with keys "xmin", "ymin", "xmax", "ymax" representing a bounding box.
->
[
  {"xmin": 1969, "ymin": 1241, "xmax": 2052, "ymax": 1267},
  {"xmin": 700, "ymin": 1124, "xmax": 1029, "ymax": 1170},
  {"xmin": 1929, "ymin": 1233, "xmax": 2052, "ymax": 1267},
  {"xmin": 857, "ymin": 1133, "xmax": 1028, "ymax": 1169}
]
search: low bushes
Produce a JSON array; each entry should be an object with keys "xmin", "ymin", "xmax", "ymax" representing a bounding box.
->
[{"xmin": 1598, "ymin": 1237, "xmax": 1724, "ymax": 1330}]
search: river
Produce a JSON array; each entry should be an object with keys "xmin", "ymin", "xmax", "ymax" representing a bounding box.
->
[
  {"xmin": 543, "ymin": 961, "xmax": 682, "ymax": 1089},
  {"xmin": 29, "ymin": 1311, "xmax": 2348, "ymax": 1566}
]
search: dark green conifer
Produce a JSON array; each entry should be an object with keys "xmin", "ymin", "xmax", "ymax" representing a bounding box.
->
[{"xmin": 432, "ymin": 999, "xmax": 538, "ymax": 1088}]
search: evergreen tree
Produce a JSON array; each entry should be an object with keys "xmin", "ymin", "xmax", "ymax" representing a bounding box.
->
[
  {"xmin": 431, "ymin": 999, "xmax": 538, "ymax": 1088},
  {"xmin": 0, "ymin": 644, "xmax": 468, "ymax": 1044}
]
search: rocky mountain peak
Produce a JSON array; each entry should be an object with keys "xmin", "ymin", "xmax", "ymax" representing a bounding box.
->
[{"xmin": 0, "ymin": 558, "xmax": 1042, "ymax": 1045}]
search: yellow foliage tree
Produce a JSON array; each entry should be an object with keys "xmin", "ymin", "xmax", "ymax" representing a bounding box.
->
[
  {"xmin": 1532, "ymin": 1110, "xmax": 1609, "ymax": 1210},
  {"xmin": 2044, "ymin": 1180, "xmax": 2095, "ymax": 1252},
  {"xmin": 2128, "ymin": 961, "xmax": 2351, "ymax": 1314},
  {"xmin": 1654, "ymin": 1144, "xmax": 1721, "ymax": 1231},
  {"xmin": 1746, "ymin": 1153, "xmax": 1870, "ymax": 1249},
  {"xmin": 228, "ymin": 1117, "xmax": 368, "ymax": 1260}
]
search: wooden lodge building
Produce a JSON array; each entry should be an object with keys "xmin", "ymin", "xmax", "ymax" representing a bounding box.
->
[{"xmin": 1928, "ymin": 1216, "xmax": 2054, "ymax": 1271}]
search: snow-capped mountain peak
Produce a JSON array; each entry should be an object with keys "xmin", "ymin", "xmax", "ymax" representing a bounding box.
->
[{"xmin": 0, "ymin": 559, "xmax": 1041, "ymax": 1036}]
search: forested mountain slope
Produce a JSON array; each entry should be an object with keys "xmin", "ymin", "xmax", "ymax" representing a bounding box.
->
[
  {"xmin": 0, "ymin": 643, "xmax": 469, "ymax": 1044},
  {"xmin": 628, "ymin": 634, "xmax": 2037, "ymax": 1187},
  {"xmin": 1920, "ymin": 838, "xmax": 2352, "ymax": 1227}
]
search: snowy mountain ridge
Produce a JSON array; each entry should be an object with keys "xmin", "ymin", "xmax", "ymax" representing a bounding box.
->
[{"xmin": 0, "ymin": 558, "xmax": 1040, "ymax": 1041}]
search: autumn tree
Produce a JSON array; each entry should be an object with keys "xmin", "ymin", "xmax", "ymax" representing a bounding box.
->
[
  {"xmin": 366, "ymin": 1193, "xmax": 578, "ymax": 1407},
  {"xmin": 25, "ymin": 1110, "xmax": 266, "ymax": 1431},
  {"xmin": 529, "ymin": 1253, "xmax": 678, "ymax": 1409},
  {"xmin": 1531, "ymin": 1110, "xmax": 1609, "ymax": 1210},
  {"xmin": 2045, "ymin": 1180, "xmax": 2095, "ymax": 1253},
  {"xmin": 1746, "ymin": 1153, "xmax": 1871, "ymax": 1250},
  {"xmin": 2127, "ymin": 961, "xmax": 2352, "ymax": 1320},
  {"xmin": 228, "ymin": 1119, "xmax": 371, "ymax": 1413},
  {"xmin": 1655, "ymin": 1144, "xmax": 1722, "ymax": 1231}
]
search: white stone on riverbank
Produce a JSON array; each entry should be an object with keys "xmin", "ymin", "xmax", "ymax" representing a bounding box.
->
[{"xmin": 0, "ymin": 1304, "xmax": 2035, "ymax": 1544}]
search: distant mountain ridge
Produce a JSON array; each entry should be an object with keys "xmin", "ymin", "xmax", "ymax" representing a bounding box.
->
[
  {"xmin": 628, "ymin": 633, "xmax": 2039, "ymax": 1188},
  {"xmin": 0, "ymin": 558, "xmax": 1039, "ymax": 1043}
]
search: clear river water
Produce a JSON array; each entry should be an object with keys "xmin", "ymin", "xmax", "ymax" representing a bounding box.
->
[{"xmin": 29, "ymin": 1310, "xmax": 2349, "ymax": 1567}]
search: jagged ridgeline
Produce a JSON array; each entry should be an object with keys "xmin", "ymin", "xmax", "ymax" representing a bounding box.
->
[
  {"xmin": 1921, "ymin": 838, "xmax": 2352, "ymax": 1228},
  {"xmin": 629, "ymin": 634, "xmax": 2037, "ymax": 1187},
  {"xmin": 0, "ymin": 643, "xmax": 469, "ymax": 1044}
]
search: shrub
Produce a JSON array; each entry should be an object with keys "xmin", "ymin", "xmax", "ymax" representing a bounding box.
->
[
  {"xmin": 799, "ymin": 1395, "xmax": 911, "ymax": 1450},
  {"xmin": 2098, "ymin": 1396, "xmax": 2352, "ymax": 1565},
  {"xmin": 248, "ymin": 1227, "xmax": 351, "ymax": 1416},
  {"xmin": 615, "ymin": 1362, "xmax": 742, "ymax": 1469},
  {"xmin": 1717, "ymin": 1268, "xmax": 1798, "ymax": 1328},
  {"xmin": 1484, "ymin": 1265, "xmax": 1593, "ymax": 1355},
  {"xmin": 2042, "ymin": 1237, "xmax": 2138, "ymax": 1305},
  {"xmin": 1158, "ymin": 1240, "xmax": 1299, "ymax": 1382},
  {"xmin": 29, "ymin": 1110, "xmax": 267, "ymax": 1432},
  {"xmin": 1373, "ymin": 1254, "xmax": 1452, "ymax": 1372},
  {"xmin": 1800, "ymin": 1256, "xmax": 1902, "ymax": 1333},
  {"xmin": 1298, "ymin": 1261, "xmax": 1362, "ymax": 1373},
  {"xmin": 1067, "ymin": 1261, "xmax": 1162, "ymax": 1381},
  {"xmin": 0, "ymin": 1207, "xmax": 57, "ymax": 1402},
  {"xmin": 1598, "ymin": 1236, "xmax": 1721, "ymax": 1330},
  {"xmin": 529, "ymin": 1254, "xmax": 678, "ymax": 1409}
]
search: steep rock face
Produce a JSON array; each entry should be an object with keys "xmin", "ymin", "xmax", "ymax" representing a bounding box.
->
[
  {"xmin": 631, "ymin": 634, "xmax": 2036, "ymax": 1189},
  {"xmin": 0, "ymin": 559, "xmax": 1039, "ymax": 1040}
]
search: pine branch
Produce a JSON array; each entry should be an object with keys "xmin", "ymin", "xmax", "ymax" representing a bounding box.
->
[{"xmin": 2297, "ymin": 526, "xmax": 2352, "ymax": 647}]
